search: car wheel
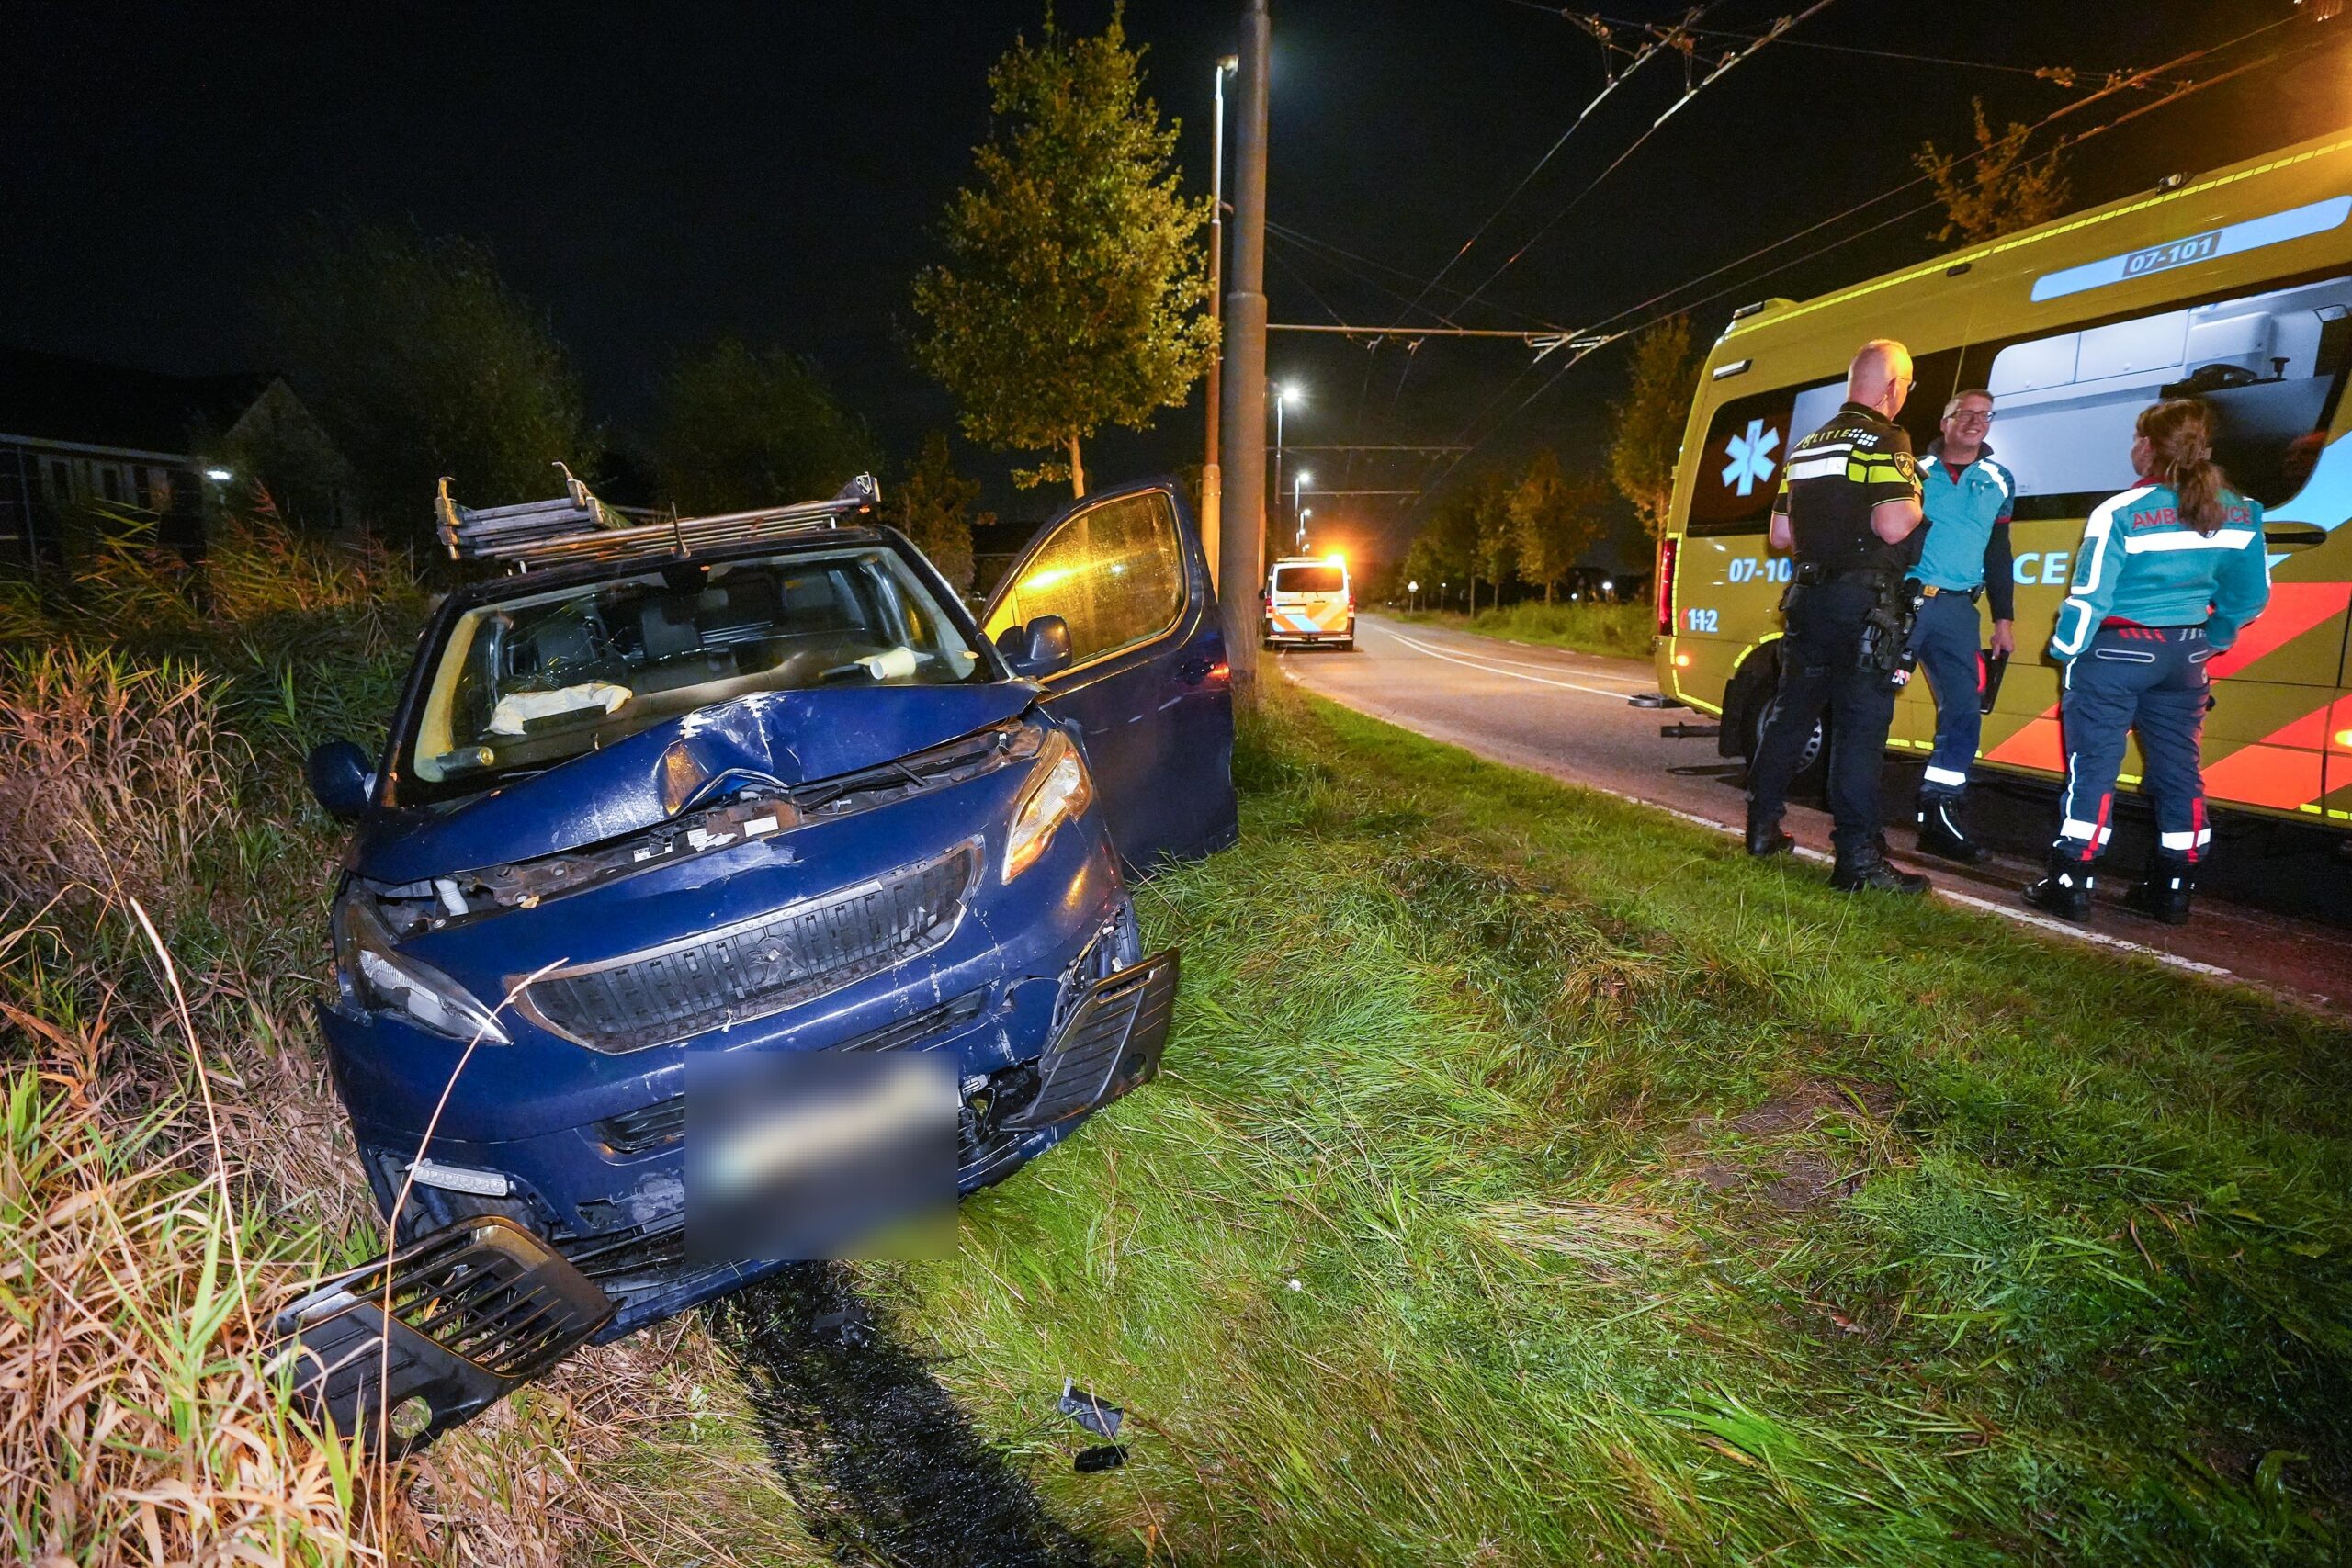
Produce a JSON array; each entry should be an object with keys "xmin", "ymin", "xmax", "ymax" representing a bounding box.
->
[{"xmin": 1336, "ymin": 638, "xmax": 1354, "ymax": 651}]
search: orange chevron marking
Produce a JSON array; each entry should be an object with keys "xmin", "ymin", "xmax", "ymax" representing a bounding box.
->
[
  {"xmin": 2256, "ymin": 694, "xmax": 2352, "ymax": 751},
  {"xmin": 2199, "ymin": 694, "xmax": 2352, "ymax": 811},
  {"xmin": 2204, "ymin": 582, "xmax": 2352, "ymax": 680},
  {"xmin": 2202, "ymin": 743, "xmax": 2326, "ymax": 810},
  {"xmin": 1984, "ymin": 708, "xmax": 2065, "ymax": 770}
]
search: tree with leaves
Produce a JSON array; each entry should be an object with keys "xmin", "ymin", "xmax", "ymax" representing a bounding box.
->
[
  {"xmin": 888, "ymin": 432, "xmax": 986, "ymax": 594},
  {"xmin": 1608, "ymin": 314, "xmax": 1702, "ymax": 542},
  {"xmin": 1402, "ymin": 494, "xmax": 1475, "ymax": 611},
  {"xmin": 1470, "ymin": 474, "xmax": 1517, "ymax": 615},
  {"xmin": 263, "ymin": 220, "xmax": 589, "ymax": 539},
  {"xmin": 1915, "ymin": 96, "xmax": 2072, "ymax": 245},
  {"xmin": 1509, "ymin": 449, "xmax": 1606, "ymax": 604},
  {"xmin": 911, "ymin": 10, "xmax": 1216, "ymax": 497},
  {"xmin": 653, "ymin": 341, "xmax": 880, "ymax": 515}
]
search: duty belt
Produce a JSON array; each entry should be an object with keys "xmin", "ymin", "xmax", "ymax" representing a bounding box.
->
[
  {"xmin": 1792, "ymin": 561, "xmax": 1897, "ymax": 588},
  {"xmin": 1919, "ymin": 583, "xmax": 1984, "ymax": 603}
]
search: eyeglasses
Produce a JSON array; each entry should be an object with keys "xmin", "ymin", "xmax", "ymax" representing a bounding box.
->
[{"xmin": 1950, "ymin": 409, "xmax": 1995, "ymax": 425}]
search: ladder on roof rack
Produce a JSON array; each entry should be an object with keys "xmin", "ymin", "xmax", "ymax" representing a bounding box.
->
[{"xmin": 435, "ymin": 465, "xmax": 883, "ymax": 570}]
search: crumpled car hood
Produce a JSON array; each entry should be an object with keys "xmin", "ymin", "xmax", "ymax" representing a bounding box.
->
[{"xmin": 353, "ymin": 682, "xmax": 1035, "ymax": 885}]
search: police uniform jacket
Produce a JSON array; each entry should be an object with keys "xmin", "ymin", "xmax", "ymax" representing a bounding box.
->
[{"xmin": 1770, "ymin": 400, "xmax": 1921, "ymax": 574}]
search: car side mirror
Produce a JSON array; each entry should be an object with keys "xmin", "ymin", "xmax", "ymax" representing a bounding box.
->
[
  {"xmin": 308, "ymin": 739, "xmax": 376, "ymax": 821},
  {"xmin": 997, "ymin": 615, "xmax": 1071, "ymax": 679}
]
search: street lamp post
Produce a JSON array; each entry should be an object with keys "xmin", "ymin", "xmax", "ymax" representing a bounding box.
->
[
  {"xmin": 1292, "ymin": 470, "xmax": 1311, "ymax": 551},
  {"xmin": 1295, "ymin": 504, "xmax": 1313, "ymax": 554},
  {"xmin": 1408, "ymin": 578, "xmax": 1419, "ymax": 612},
  {"xmin": 1270, "ymin": 381, "xmax": 1298, "ymax": 548}
]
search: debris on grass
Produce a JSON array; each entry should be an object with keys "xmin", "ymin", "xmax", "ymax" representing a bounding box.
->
[{"xmin": 1057, "ymin": 1380, "xmax": 1124, "ymax": 1440}]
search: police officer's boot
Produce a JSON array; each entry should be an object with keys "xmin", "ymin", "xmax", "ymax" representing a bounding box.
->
[
  {"xmin": 1915, "ymin": 794, "xmax": 1993, "ymax": 866},
  {"xmin": 2021, "ymin": 850, "xmax": 2095, "ymax": 921},
  {"xmin": 1745, "ymin": 810, "xmax": 1794, "ymax": 858},
  {"xmin": 2122, "ymin": 858, "xmax": 2194, "ymax": 925},
  {"xmin": 1830, "ymin": 841, "xmax": 1929, "ymax": 894}
]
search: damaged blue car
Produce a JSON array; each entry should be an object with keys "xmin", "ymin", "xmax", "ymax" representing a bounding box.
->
[{"xmin": 282, "ymin": 471, "xmax": 1236, "ymax": 1447}]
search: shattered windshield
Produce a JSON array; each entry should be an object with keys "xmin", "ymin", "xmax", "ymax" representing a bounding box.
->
[{"xmin": 402, "ymin": 546, "xmax": 988, "ymax": 798}]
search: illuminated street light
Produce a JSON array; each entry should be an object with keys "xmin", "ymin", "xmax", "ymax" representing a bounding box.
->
[
  {"xmin": 1270, "ymin": 379, "xmax": 1305, "ymax": 538},
  {"xmin": 203, "ymin": 466, "xmax": 233, "ymax": 481}
]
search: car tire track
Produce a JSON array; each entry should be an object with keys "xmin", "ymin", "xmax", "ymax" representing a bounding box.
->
[{"xmin": 714, "ymin": 1267, "xmax": 1109, "ymax": 1568}]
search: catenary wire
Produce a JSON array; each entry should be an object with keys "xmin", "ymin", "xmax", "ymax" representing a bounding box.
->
[
  {"xmin": 1451, "ymin": 0, "xmax": 1842, "ymax": 317},
  {"xmin": 1407, "ymin": 17, "xmax": 2333, "ymax": 513}
]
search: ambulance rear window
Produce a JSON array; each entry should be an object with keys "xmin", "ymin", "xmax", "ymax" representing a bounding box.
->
[{"xmin": 1274, "ymin": 565, "xmax": 1346, "ymax": 593}]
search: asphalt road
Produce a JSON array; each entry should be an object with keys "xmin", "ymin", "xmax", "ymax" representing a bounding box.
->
[{"xmin": 1277, "ymin": 613, "xmax": 2352, "ymax": 1016}]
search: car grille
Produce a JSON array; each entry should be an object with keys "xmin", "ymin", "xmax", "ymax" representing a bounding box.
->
[
  {"xmin": 591, "ymin": 987, "xmax": 990, "ymax": 1156},
  {"xmin": 523, "ymin": 841, "xmax": 979, "ymax": 1053}
]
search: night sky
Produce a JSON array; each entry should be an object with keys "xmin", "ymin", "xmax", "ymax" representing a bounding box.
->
[{"xmin": 6, "ymin": 0, "xmax": 2343, "ymax": 558}]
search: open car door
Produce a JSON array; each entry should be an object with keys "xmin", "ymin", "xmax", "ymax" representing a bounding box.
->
[{"xmin": 981, "ymin": 477, "xmax": 1238, "ymax": 872}]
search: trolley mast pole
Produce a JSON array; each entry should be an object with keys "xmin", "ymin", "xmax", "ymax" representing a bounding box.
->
[{"xmin": 1217, "ymin": 0, "xmax": 1271, "ymax": 700}]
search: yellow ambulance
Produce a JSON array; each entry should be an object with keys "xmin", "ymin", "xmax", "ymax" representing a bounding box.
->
[
  {"xmin": 1655, "ymin": 128, "xmax": 2352, "ymax": 835},
  {"xmin": 1262, "ymin": 554, "xmax": 1356, "ymax": 649}
]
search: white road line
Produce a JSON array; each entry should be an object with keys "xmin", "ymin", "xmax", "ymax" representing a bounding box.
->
[
  {"xmin": 1281, "ymin": 652, "xmax": 2236, "ymax": 982},
  {"xmin": 1378, "ymin": 626, "xmax": 1651, "ymax": 702},
  {"xmin": 1394, "ymin": 634, "xmax": 1654, "ymax": 682}
]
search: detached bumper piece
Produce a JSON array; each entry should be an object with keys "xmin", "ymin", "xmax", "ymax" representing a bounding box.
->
[
  {"xmin": 274, "ymin": 1215, "xmax": 615, "ymax": 1452},
  {"xmin": 1004, "ymin": 950, "xmax": 1179, "ymax": 1132}
]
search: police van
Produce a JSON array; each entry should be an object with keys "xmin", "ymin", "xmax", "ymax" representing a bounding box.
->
[
  {"xmin": 1263, "ymin": 554, "xmax": 1355, "ymax": 649},
  {"xmin": 1656, "ymin": 128, "xmax": 2352, "ymax": 839}
]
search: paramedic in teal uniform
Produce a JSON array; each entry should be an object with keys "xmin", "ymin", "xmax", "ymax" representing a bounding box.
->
[
  {"xmin": 1906, "ymin": 388, "xmax": 2017, "ymax": 864},
  {"xmin": 2023, "ymin": 399, "xmax": 2271, "ymax": 926}
]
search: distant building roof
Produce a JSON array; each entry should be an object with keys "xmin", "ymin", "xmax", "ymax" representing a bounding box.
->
[{"xmin": 0, "ymin": 343, "xmax": 277, "ymax": 457}]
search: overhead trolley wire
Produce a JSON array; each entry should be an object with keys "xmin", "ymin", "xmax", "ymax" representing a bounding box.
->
[
  {"xmin": 1379, "ymin": 5, "xmax": 1713, "ymax": 331},
  {"xmin": 1407, "ymin": 13, "xmax": 2336, "ymax": 513},
  {"xmin": 1450, "ymin": 0, "xmax": 1842, "ymax": 318}
]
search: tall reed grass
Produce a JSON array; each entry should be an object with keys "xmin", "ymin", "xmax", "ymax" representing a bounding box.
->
[{"xmin": 2, "ymin": 525, "xmax": 794, "ymax": 1566}]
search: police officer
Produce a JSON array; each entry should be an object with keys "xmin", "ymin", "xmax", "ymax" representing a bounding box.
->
[
  {"xmin": 2023, "ymin": 399, "xmax": 2270, "ymax": 924},
  {"xmin": 1747, "ymin": 340, "xmax": 1931, "ymax": 893},
  {"xmin": 1908, "ymin": 388, "xmax": 2018, "ymax": 863}
]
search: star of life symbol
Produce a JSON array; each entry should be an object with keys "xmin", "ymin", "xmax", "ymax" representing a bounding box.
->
[{"xmin": 1722, "ymin": 418, "xmax": 1780, "ymax": 496}]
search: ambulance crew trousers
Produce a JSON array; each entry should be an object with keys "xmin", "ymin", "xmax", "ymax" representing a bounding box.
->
[
  {"xmin": 1907, "ymin": 591, "xmax": 1984, "ymax": 797},
  {"xmin": 1748, "ymin": 577, "xmax": 1901, "ymax": 861},
  {"xmin": 2053, "ymin": 625, "xmax": 2212, "ymax": 867}
]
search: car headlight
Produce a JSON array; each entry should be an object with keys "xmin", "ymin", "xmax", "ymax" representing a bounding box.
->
[
  {"xmin": 1001, "ymin": 728, "xmax": 1094, "ymax": 884},
  {"xmin": 332, "ymin": 883, "xmax": 512, "ymax": 1044}
]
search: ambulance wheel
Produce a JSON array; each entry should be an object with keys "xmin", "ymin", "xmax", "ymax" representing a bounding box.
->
[
  {"xmin": 1735, "ymin": 649, "xmax": 1827, "ymax": 792},
  {"xmin": 1336, "ymin": 638, "xmax": 1354, "ymax": 651}
]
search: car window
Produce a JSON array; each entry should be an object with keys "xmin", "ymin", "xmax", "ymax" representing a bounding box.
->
[
  {"xmin": 1273, "ymin": 565, "xmax": 1346, "ymax": 593},
  {"xmin": 1961, "ymin": 271, "xmax": 2352, "ymax": 519},
  {"xmin": 401, "ymin": 545, "xmax": 986, "ymax": 800},
  {"xmin": 985, "ymin": 491, "xmax": 1185, "ymax": 668}
]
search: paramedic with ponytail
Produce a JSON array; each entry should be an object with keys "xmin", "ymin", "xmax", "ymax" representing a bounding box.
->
[{"xmin": 2023, "ymin": 400, "xmax": 2270, "ymax": 925}]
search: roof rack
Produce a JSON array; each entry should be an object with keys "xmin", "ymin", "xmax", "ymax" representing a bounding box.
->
[{"xmin": 435, "ymin": 465, "xmax": 883, "ymax": 570}]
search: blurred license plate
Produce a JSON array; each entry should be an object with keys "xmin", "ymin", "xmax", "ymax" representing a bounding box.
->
[{"xmin": 685, "ymin": 1048, "xmax": 958, "ymax": 1262}]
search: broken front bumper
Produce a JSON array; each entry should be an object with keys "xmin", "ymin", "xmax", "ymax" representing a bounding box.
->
[{"xmin": 285, "ymin": 951, "xmax": 1181, "ymax": 1448}]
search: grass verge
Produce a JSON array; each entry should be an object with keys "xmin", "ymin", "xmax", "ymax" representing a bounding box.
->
[
  {"xmin": 1393, "ymin": 598, "xmax": 1654, "ymax": 659},
  {"xmin": 871, "ymin": 682, "xmax": 2351, "ymax": 1564}
]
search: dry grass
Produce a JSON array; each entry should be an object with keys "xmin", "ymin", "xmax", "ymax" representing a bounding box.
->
[
  {"xmin": 0, "ymin": 906, "xmax": 396, "ymax": 1566},
  {"xmin": 2, "ymin": 550, "xmax": 797, "ymax": 1567},
  {"xmin": 0, "ymin": 649, "xmax": 243, "ymax": 913}
]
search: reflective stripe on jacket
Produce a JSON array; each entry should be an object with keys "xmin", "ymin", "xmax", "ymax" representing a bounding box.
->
[{"xmin": 2049, "ymin": 482, "xmax": 2270, "ymax": 657}]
